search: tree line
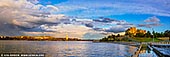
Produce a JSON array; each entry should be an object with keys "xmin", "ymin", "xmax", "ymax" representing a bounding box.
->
[
  {"xmin": 100, "ymin": 30, "xmax": 170, "ymax": 42},
  {"xmin": 126, "ymin": 30, "xmax": 170, "ymax": 38}
]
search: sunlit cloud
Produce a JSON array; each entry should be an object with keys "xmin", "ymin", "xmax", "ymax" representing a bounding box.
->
[
  {"xmin": 0, "ymin": 0, "xmax": 169, "ymax": 39},
  {"xmin": 55, "ymin": 0, "xmax": 170, "ymax": 17},
  {"xmin": 138, "ymin": 16, "xmax": 162, "ymax": 28}
]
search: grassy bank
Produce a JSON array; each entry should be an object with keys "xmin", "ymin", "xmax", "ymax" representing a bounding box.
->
[
  {"xmin": 131, "ymin": 37, "xmax": 162, "ymax": 42},
  {"xmin": 100, "ymin": 37, "xmax": 164, "ymax": 42}
]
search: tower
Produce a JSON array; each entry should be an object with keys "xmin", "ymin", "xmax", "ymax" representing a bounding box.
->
[{"xmin": 66, "ymin": 33, "xmax": 68, "ymax": 41}]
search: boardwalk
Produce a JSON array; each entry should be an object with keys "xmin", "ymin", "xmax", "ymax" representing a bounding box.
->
[
  {"xmin": 150, "ymin": 42, "xmax": 170, "ymax": 57},
  {"xmin": 132, "ymin": 42, "xmax": 170, "ymax": 57},
  {"xmin": 132, "ymin": 43, "xmax": 143, "ymax": 57}
]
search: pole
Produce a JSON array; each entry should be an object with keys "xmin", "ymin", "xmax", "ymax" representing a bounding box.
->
[{"xmin": 152, "ymin": 28, "xmax": 154, "ymax": 42}]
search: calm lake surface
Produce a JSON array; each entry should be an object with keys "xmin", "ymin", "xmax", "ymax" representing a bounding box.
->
[{"xmin": 0, "ymin": 41, "xmax": 137, "ymax": 57}]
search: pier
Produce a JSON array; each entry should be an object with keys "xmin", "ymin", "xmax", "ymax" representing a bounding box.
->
[
  {"xmin": 132, "ymin": 43, "xmax": 143, "ymax": 57},
  {"xmin": 150, "ymin": 42, "xmax": 170, "ymax": 57},
  {"xmin": 132, "ymin": 42, "xmax": 170, "ymax": 57}
]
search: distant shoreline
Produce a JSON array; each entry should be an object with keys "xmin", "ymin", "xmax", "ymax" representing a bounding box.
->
[
  {"xmin": 0, "ymin": 36, "xmax": 94, "ymax": 41},
  {"xmin": 93, "ymin": 41, "xmax": 140, "ymax": 46},
  {"xmin": 0, "ymin": 39, "xmax": 93, "ymax": 41}
]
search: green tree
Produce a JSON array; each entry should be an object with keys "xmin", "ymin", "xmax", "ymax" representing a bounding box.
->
[
  {"xmin": 135, "ymin": 33, "xmax": 145, "ymax": 37},
  {"xmin": 160, "ymin": 32, "xmax": 165, "ymax": 37},
  {"xmin": 109, "ymin": 34, "xmax": 116, "ymax": 41},
  {"xmin": 164, "ymin": 30, "xmax": 170, "ymax": 38},
  {"xmin": 125, "ymin": 29, "xmax": 133, "ymax": 37},
  {"xmin": 155, "ymin": 32, "xmax": 164, "ymax": 37},
  {"xmin": 107, "ymin": 35, "xmax": 112, "ymax": 38},
  {"xmin": 145, "ymin": 31, "xmax": 151, "ymax": 38},
  {"xmin": 100, "ymin": 37, "xmax": 108, "ymax": 41},
  {"xmin": 152, "ymin": 31, "xmax": 156, "ymax": 38},
  {"xmin": 116, "ymin": 34, "xmax": 120, "ymax": 37},
  {"xmin": 135, "ymin": 29, "xmax": 145, "ymax": 37}
]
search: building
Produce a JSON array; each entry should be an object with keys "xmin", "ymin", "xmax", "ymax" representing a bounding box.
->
[
  {"xmin": 126, "ymin": 27, "xmax": 146, "ymax": 36},
  {"xmin": 137, "ymin": 29, "xmax": 146, "ymax": 34},
  {"xmin": 66, "ymin": 33, "xmax": 69, "ymax": 41},
  {"xmin": 127, "ymin": 27, "xmax": 137, "ymax": 35}
]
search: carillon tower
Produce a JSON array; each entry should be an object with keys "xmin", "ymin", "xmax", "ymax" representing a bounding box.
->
[{"xmin": 66, "ymin": 33, "xmax": 68, "ymax": 41}]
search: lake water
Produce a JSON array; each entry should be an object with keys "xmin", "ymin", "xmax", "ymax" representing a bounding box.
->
[{"xmin": 0, "ymin": 41, "xmax": 137, "ymax": 57}]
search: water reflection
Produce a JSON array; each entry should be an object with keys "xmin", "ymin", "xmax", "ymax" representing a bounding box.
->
[
  {"xmin": 0, "ymin": 41, "xmax": 137, "ymax": 57},
  {"xmin": 138, "ymin": 45, "xmax": 158, "ymax": 57}
]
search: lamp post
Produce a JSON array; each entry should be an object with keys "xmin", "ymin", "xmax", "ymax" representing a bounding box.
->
[{"xmin": 152, "ymin": 28, "xmax": 154, "ymax": 42}]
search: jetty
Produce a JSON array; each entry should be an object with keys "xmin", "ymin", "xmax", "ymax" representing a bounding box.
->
[
  {"xmin": 150, "ymin": 42, "xmax": 170, "ymax": 57},
  {"xmin": 132, "ymin": 42, "xmax": 170, "ymax": 57}
]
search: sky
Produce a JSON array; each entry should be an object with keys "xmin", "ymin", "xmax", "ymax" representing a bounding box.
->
[{"xmin": 0, "ymin": 0, "xmax": 170, "ymax": 39}]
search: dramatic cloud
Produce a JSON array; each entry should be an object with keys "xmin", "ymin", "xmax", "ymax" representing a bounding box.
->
[
  {"xmin": 138, "ymin": 23, "xmax": 161, "ymax": 28},
  {"xmin": 0, "ymin": 0, "xmax": 61, "ymax": 36},
  {"xmin": 1, "ymin": 0, "xmax": 168, "ymax": 39},
  {"xmin": 144, "ymin": 16, "xmax": 160, "ymax": 23},
  {"xmin": 46, "ymin": 5, "xmax": 59, "ymax": 13},
  {"xmin": 138, "ymin": 16, "xmax": 162, "ymax": 28},
  {"xmin": 24, "ymin": 24, "xmax": 92, "ymax": 38},
  {"xmin": 85, "ymin": 23, "xmax": 93, "ymax": 28},
  {"xmin": 116, "ymin": 22, "xmax": 133, "ymax": 25},
  {"xmin": 83, "ymin": 32, "xmax": 105, "ymax": 39},
  {"xmin": 93, "ymin": 18, "xmax": 116, "ymax": 23},
  {"xmin": 55, "ymin": 0, "xmax": 170, "ymax": 17},
  {"xmin": 105, "ymin": 25, "xmax": 128, "ymax": 33},
  {"xmin": 88, "ymin": 17, "xmax": 134, "ymax": 33}
]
